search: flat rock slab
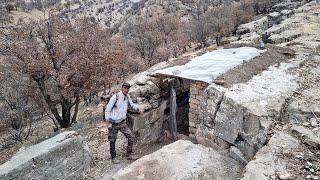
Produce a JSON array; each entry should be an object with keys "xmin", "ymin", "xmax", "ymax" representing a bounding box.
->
[
  {"xmin": 287, "ymin": 86, "xmax": 320, "ymax": 123},
  {"xmin": 0, "ymin": 131, "xmax": 91, "ymax": 180},
  {"xmin": 291, "ymin": 125, "xmax": 320, "ymax": 149},
  {"xmin": 112, "ymin": 140, "xmax": 242, "ymax": 180},
  {"xmin": 225, "ymin": 61, "xmax": 299, "ymax": 117}
]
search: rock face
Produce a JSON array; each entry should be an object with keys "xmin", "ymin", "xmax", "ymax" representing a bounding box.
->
[
  {"xmin": 241, "ymin": 132, "xmax": 300, "ymax": 180},
  {"xmin": 235, "ymin": 6, "xmax": 295, "ymax": 39},
  {"xmin": 271, "ymin": 0, "xmax": 312, "ymax": 12},
  {"xmin": 0, "ymin": 131, "xmax": 91, "ymax": 180},
  {"xmin": 229, "ymin": 146, "xmax": 249, "ymax": 165},
  {"xmin": 125, "ymin": 62, "xmax": 170, "ymax": 145},
  {"xmin": 236, "ymin": 0, "xmax": 315, "ymax": 45},
  {"xmin": 197, "ymin": 0, "xmax": 320, "ymax": 161},
  {"xmin": 291, "ymin": 125, "xmax": 320, "ymax": 149},
  {"xmin": 236, "ymin": 16, "xmax": 269, "ymax": 37},
  {"xmin": 287, "ymin": 86, "xmax": 320, "ymax": 124},
  {"xmin": 197, "ymin": 57, "xmax": 301, "ymax": 159},
  {"xmin": 112, "ymin": 140, "xmax": 242, "ymax": 180},
  {"xmin": 129, "ymin": 100, "xmax": 168, "ymax": 144}
]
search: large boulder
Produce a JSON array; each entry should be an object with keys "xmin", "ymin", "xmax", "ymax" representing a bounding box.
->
[
  {"xmin": 198, "ymin": 60, "xmax": 300, "ymax": 159},
  {"xmin": 236, "ymin": 16, "xmax": 269, "ymax": 36},
  {"xmin": 291, "ymin": 125, "xmax": 320, "ymax": 149},
  {"xmin": 241, "ymin": 132, "xmax": 300, "ymax": 180},
  {"xmin": 269, "ymin": 30, "xmax": 302, "ymax": 44},
  {"xmin": 268, "ymin": 12, "xmax": 282, "ymax": 25},
  {"xmin": 287, "ymin": 87, "xmax": 320, "ymax": 124},
  {"xmin": 112, "ymin": 140, "xmax": 242, "ymax": 180},
  {"xmin": 0, "ymin": 131, "xmax": 91, "ymax": 180}
]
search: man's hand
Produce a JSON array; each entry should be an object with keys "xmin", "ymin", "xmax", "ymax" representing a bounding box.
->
[
  {"xmin": 105, "ymin": 121, "xmax": 112, "ymax": 128},
  {"xmin": 139, "ymin": 108, "xmax": 144, "ymax": 115}
]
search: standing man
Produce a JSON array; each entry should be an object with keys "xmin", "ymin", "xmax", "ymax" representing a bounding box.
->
[{"xmin": 105, "ymin": 82, "xmax": 144, "ymax": 164}]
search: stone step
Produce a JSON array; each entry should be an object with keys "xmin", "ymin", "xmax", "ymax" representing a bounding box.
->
[{"xmin": 0, "ymin": 131, "xmax": 91, "ymax": 180}]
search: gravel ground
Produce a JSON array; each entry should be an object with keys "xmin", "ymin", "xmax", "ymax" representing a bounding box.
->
[{"xmin": 79, "ymin": 120, "xmax": 172, "ymax": 179}]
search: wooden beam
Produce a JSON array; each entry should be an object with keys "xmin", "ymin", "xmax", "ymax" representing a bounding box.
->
[{"xmin": 169, "ymin": 80, "xmax": 178, "ymax": 140}]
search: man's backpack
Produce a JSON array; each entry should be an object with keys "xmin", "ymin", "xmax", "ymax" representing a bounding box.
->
[{"xmin": 102, "ymin": 93, "xmax": 119, "ymax": 120}]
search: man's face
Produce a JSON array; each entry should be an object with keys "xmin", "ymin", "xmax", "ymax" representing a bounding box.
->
[{"xmin": 121, "ymin": 86, "xmax": 130, "ymax": 95}]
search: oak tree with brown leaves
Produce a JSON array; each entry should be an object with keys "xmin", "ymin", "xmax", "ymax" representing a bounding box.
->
[
  {"xmin": 4, "ymin": 16, "xmax": 127, "ymax": 128},
  {"xmin": 0, "ymin": 64, "xmax": 40, "ymax": 142}
]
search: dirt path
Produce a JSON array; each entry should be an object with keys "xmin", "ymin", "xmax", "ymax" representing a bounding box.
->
[{"xmin": 77, "ymin": 113, "xmax": 172, "ymax": 179}]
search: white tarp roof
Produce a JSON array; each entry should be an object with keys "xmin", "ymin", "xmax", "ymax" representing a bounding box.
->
[{"xmin": 156, "ymin": 47, "xmax": 265, "ymax": 84}]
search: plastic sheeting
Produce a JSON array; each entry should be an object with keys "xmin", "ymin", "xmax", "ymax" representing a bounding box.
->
[{"xmin": 156, "ymin": 47, "xmax": 265, "ymax": 83}]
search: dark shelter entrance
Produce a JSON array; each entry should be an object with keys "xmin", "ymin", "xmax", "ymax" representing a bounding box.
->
[
  {"xmin": 157, "ymin": 76, "xmax": 192, "ymax": 139},
  {"xmin": 176, "ymin": 90, "xmax": 190, "ymax": 136},
  {"xmin": 169, "ymin": 78, "xmax": 191, "ymax": 137}
]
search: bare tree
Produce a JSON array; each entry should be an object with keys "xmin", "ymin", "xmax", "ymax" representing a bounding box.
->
[
  {"xmin": 189, "ymin": 15, "xmax": 211, "ymax": 48},
  {"xmin": 0, "ymin": 9, "xmax": 13, "ymax": 26},
  {"xmin": 205, "ymin": 5, "xmax": 234, "ymax": 46},
  {"xmin": 122, "ymin": 12, "xmax": 162, "ymax": 67},
  {"xmin": 5, "ymin": 4, "xmax": 14, "ymax": 13},
  {"xmin": 122, "ymin": 10, "xmax": 189, "ymax": 66},
  {"xmin": 154, "ymin": 14, "xmax": 188, "ymax": 59},
  {"xmin": 231, "ymin": 0, "xmax": 255, "ymax": 35}
]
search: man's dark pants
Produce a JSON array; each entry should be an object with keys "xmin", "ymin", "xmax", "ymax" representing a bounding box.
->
[{"xmin": 108, "ymin": 120, "xmax": 135, "ymax": 159}]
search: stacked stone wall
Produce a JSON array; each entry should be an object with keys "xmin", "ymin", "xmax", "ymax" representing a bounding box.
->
[{"xmin": 188, "ymin": 81, "xmax": 208, "ymax": 137}]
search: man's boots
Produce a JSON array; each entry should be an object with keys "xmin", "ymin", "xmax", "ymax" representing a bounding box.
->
[
  {"xmin": 126, "ymin": 154, "xmax": 139, "ymax": 161},
  {"xmin": 110, "ymin": 141, "xmax": 119, "ymax": 164},
  {"xmin": 112, "ymin": 157, "xmax": 120, "ymax": 164}
]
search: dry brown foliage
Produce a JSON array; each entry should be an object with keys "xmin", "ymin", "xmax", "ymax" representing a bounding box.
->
[
  {"xmin": 122, "ymin": 11, "xmax": 188, "ymax": 67},
  {"xmin": 3, "ymin": 16, "xmax": 127, "ymax": 128}
]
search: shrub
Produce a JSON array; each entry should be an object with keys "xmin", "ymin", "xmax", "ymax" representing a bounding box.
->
[{"xmin": 6, "ymin": 4, "xmax": 14, "ymax": 12}]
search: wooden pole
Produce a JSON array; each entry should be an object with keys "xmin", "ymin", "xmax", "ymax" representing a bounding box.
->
[{"xmin": 169, "ymin": 79, "xmax": 178, "ymax": 140}]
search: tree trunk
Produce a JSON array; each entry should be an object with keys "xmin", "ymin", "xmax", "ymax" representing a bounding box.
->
[
  {"xmin": 61, "ymin": 100, "xmax": 72, "ymax": 128},
  {"xmin": 33, "ymin": 76, "xmax": 64, "ymax": 128},
  {"xmin": 103, "ymin": 82, "xmax": 106, "ymax": 95},
  {"xmin": 41, "ymin": 89, "xmax": 73, "ymax": 128},
  {"xmin": 72, "ymin": 95, "xmax": 80, "ymax": 124},
  {"xmin": 216, "ymin": 36, "xmax": 222, "ymax": 46},
  {"xmin": 83, "ymin": 95, "xmax": 89, "ymax": 106}
]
